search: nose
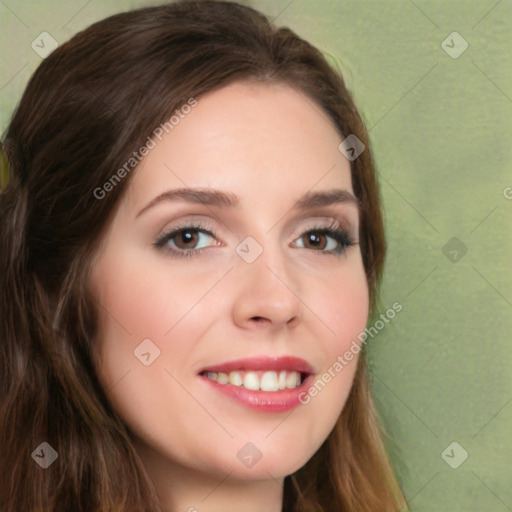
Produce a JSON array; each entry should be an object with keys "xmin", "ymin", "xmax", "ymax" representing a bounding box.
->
[{"xmin": 231, "ymin": 238, "xmax": 303, "ymax": 331}]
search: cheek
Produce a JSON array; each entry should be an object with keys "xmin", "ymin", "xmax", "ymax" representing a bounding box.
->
[
  {"xmin": 89, "ymin": 254, "xmax": 216, "ymax": 455},
  {"xmin": 313, "ymin": 258, "xmax": 370, "ymax": 353},
  {"xmin": 295, "ymin": 259, "xmax": 369, "ymax": 440},
  {"xmin": 91, "ymin": 252, "xmax": 210, "ymax": 349},
  {"xmin": 89, "ymin": 251, "xmax": 171, "ymax": 393},
  {"xmin": 89, "ymin": 251, "xmax": 227, "ymax": 396}
]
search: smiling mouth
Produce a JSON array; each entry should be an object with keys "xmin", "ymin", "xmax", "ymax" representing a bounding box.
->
[{"xmin": 199, "ymin": 370, "xmax": 306, "ymax": 391}]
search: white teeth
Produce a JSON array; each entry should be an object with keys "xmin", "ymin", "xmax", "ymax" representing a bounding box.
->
[
  {"xmin": 278, "ymin": 370, "xmax": 287, "ymax": 390},
  {"xmin": 228, "ymin": 371, "xmax": 243, "ymax": 386},
  {"xmin": 204, "ymin": 370, "xmax": 302, "ymax": 391},
  {"xmin": 260, "ymin": 371, "xmax": 279, "ymax": 391},
  {"xmin": 285, "ymin": 371, "xmax": 300, "ymax": 389},
  {"xmin": 217, "ymin": 372, "xmax": 229, "ymax": 385},
  {"xmin": 243, "ymin": 371, "xmax": 260, "ymax": 390}
]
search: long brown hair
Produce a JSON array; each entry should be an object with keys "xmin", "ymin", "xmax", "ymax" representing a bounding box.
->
[{"xmin": 0, "ymin": 1, "xmax": 407, "ymax": 510}]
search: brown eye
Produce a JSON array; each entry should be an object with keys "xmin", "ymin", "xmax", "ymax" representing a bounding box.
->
[
  {"xmin": 154, "ymin": 225, "xmax": 218, "ymax": 258},
  {"xmin": 302, "ymin": 232, "xmax": 328, "ymax": 250},
  {"xmin": 294, "ymin": 228, "xmax": 355, "ymax": 255},
  {"xmin": 173, "ymin": 229, "xmax": 201, "ymax": 249}
]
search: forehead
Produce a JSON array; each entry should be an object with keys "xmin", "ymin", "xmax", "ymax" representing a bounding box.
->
[{"xmin": 126, "ymin": 81, "xmax": 353, "ymax": 212}]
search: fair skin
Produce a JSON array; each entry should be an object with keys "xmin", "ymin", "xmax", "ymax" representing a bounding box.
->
[{"xmin": 90, "ymin": 81, "xmax": 369, "ymax": 512}]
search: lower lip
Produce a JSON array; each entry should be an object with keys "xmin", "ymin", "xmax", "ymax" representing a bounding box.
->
[{"xmin": 199, "ymin": 374, "xmax": 314, "ymax": 413}]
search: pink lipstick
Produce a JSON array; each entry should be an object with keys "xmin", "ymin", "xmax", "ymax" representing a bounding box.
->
[{"xmin": 198, "ymin": 356, "xmax": 314, "ymax": 413}]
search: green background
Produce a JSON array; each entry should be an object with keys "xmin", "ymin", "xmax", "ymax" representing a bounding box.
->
[{"xmin": 1, "ymin": 1, "xmax": 511, "ymax": 510}]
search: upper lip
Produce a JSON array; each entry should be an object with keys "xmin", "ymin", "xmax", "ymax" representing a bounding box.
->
[{"xmin": 199, "ymin": 356, "xmax": 315, "ymax": 375}]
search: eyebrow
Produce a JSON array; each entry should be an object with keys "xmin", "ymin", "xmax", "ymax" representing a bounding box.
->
[{"xmin": 136, "ymin": 186, "xmax": 359, "ymax": 218}]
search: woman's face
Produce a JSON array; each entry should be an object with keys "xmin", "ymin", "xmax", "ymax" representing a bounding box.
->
[{"xmin": 90, "ymin": 81, "xmax": 369, "ymax": 482}]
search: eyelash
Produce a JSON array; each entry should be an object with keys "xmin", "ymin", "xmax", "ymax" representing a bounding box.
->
[{"xmin": 153, "ymin": 220, "xmax": 356, "ymax": 259}]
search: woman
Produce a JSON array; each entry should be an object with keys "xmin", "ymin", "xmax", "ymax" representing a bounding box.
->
[{"xmin": 0, "ymin": 1, "xmax": 407, "ymax": 510}]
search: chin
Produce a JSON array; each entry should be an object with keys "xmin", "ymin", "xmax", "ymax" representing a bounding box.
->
[{"xmin": 220, "ymin": 434, "xmax": 319, "ymax": 480}]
